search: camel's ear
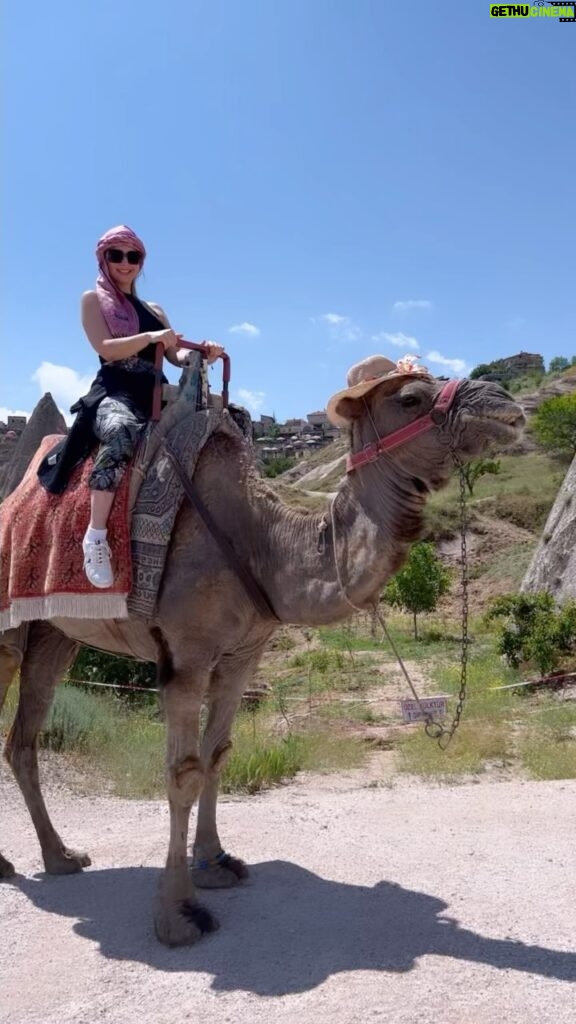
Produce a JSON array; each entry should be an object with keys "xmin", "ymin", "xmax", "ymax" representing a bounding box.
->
[{"xmin": 335, "ymin": 396, "xmax": 364, "ymax": 423}]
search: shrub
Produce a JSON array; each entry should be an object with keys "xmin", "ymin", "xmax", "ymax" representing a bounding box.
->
[
  {"xmin": 262, "ymin": 455, "xmax": 297, "ymax": 478},
  {"xmin": 41, "ymin": 684, "xmax": 119, "ymax": 752},
  {"xmin": 485, "ymin": 592, "xmax": 576, "ymax": 676},
  {"xmin": 70, "ymin": 647, "xmax": 156, "ymax": 705},
  {"xmin": 532, "ymin": 393, "xmax": 576, "ymax": 455}
]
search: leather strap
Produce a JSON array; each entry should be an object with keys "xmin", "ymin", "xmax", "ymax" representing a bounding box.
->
[
  {"xmin": 163, "ymin": 444, "xmax": 279, "ymax": 621},
  {"xmin": 347, "ymin": 378, "xmax": 461, "ymax": 473}
]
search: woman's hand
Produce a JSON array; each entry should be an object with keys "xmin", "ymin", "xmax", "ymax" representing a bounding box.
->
[
  {"xmin": 202, "ymin": 341, "xmax": 226, "ymax": 365},
  {"xmin": 150, "ymin": 328, "xmax": 180, "ymax": 351},
  {"xmin": 163, "ymin": 336, "xmax": 226, "ymax": 365}
]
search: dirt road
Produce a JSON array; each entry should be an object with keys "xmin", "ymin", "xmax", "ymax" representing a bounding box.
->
[{"xmin": 1, "ymin": 768, "xmax": 575, "ymax": 1024}]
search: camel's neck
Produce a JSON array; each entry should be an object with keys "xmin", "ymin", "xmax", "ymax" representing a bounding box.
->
[{"xmin": 242, "ymin": 457, "xmax": 425, "ymax": 626}]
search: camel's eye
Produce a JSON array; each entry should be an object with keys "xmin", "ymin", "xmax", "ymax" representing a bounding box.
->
[{"xmin": 400, "ymin": 394, "xmax": 420, "ymax": 409}]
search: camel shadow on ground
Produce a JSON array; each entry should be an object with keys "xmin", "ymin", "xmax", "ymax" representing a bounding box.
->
[{"xmin": 14, "ymin": 860, "xmax": 576, "ymax": 993}]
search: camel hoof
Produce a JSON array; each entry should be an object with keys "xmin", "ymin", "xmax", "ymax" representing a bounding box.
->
[
  {"xmin": 154, "ymin": 900, "xmax": 219, "ymax": 947},
  {"xmin": 0, "ymin": 853, "xmax": 16, "ymax": 880},
  {"xmin": 193, "ymin": 853, "xmax": 249, "ymax": 889},
  {"xmin": 43, "ymin": 847, "xmax": 92, "ymax": 875}
]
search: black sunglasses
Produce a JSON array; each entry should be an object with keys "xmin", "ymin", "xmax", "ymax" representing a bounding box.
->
[{"xmin": 105, "ymin": 248, "xmax": 142, "ymax": 265}]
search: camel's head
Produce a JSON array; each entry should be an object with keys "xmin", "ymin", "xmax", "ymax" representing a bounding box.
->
[{"xmin": 328, "ymin": 355, "xmax": 525, "ymax": 495}]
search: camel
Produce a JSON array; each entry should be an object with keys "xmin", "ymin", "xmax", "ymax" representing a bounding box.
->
[{"xmin": 0, "ymin": 368, "xmax": 524, "ymax": 946}]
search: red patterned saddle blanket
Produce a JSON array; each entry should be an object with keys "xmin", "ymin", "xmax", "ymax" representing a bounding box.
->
[{"xmin": 0, "ymin": 435, "xmax": 132, "ymax": 631}]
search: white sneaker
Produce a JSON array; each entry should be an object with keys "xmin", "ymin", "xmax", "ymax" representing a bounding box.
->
[{"xmin": 83, "ymin": 539, "xmax": 114, "ymax": 589}]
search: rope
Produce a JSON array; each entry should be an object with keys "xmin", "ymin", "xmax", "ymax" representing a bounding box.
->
[
  {"xmin": 66, "ymin": 677, "xmax": 159, "ymax": 693},
  {"xmin": 328, "ymin": 493, "xmax": 444, "ymax": 735}
]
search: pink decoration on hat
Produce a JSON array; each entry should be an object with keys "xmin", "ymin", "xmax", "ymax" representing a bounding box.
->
[{"xmin": 396, "ymin": 355, "xmax": 421, "ymax": 374}]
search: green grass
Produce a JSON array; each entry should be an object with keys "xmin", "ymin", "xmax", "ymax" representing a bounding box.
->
[
  {"xmin": 477, "ymin": 540, "xmax": 538, "ymax": 588},
  {"xmin": 3, "ymin": 605, "xmax": 576, "ymax": 793},
  {"xmin": 424, "ymin": 452, "xmax": 563, "ymax": 539},
  {"xmin": 317, "ymin": 616, "xmax": 463, "ymax": 661},
  {"xmin": 221, "ymin": 711, "xmax": 365, "ymax": 793},
  {"xmin": 518, "ymin": 703, "xmax": 576, "ymax": 780},
  {"xmin": 0, "ymin": 678, "xmax": 367, "ymax": 799},
  {"xmin": 395, "ymin": 639, "xmax": 576, "ymax": 781}
]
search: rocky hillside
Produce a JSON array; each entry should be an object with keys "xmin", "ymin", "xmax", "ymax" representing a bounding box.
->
[
  {"xmin": 472, "ymin": 351, "xmax": 545, "ymax": 383},
  {"xmin": 519, "ymin": 366, "xmax": 576, "ymax": 413}
]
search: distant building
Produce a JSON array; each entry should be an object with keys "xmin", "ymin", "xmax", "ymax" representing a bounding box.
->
[
  {"xmin": 284, "ymin": 417, "xmax": 307, "ymax": 435},
  {"xmin": 251, "ymin": 414, "xmax": 275, "ymax": 438},
  {"xmin": 7, "ymin": 415, "xmax": 27, "ymax": 432},
  {"xmin": 307, "ymin": 410, "xmax": 329, "ymax": 428}
]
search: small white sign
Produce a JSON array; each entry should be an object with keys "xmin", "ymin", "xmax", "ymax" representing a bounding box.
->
[{"xmin": 401, "ymin": 696, "xmax": 448, "ymax": 723}]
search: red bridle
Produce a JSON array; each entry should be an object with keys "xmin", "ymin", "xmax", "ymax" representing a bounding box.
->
[{"xmin": 346, "ymin": 378, "xmax": 462, "ymax": 473}]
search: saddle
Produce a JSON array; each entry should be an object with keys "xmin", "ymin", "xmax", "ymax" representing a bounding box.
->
[{"xmin": 0, "ymin": 355, "xmax": 252, "ymax": 633}]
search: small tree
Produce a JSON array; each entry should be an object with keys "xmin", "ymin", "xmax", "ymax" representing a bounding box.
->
[
  {"xmin": 384, "ymin": 542, "xmax": 451, "ymax": 640},
  {"xmin": 548, "ymin": 356, "xmax": 570, "ymax": 374},
  {"xmin": 469, "ymin": 363, "xmax": 492, "ymax": 380},
  {"xmin": 460, "ymin": 457, "xmax": 501, "ymax": 497},
  {"xmin": 532, "ymin": 393, "xmax": 576, "ymax": 455}
]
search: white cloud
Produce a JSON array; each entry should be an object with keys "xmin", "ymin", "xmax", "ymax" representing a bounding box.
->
[
  {"xmin": 371, "ymin": 331, "xmax": 420, "ymax": 351},
  {"xmin": 319, "ymin": 313, "xmax": 347, "ymax": 326},
  {"xmin": 30, "ymin": 362, "xmax": 95, "ymax": 425},
  {"xmin": 314, "ymin": 312, "xmax": 362, "ymax": 342},
  {"xmin": 237, "ymin": 388, "xmax": 266, "ymax": 412},
  {"xmin": 32, "ymin": 362, "xmax": 94, "ymax": 410},
  {"xmin": 0, "ymin": 406, "xmax": 31, "ymax": 424},
  {"xmin": 393, "ymin": 299, "xmax": 433, "ymax": 313},
  {"xmin": 228, "ymin": 322, "xmax": 261, "ymax": 337},
  {"xmin": 426, "ymin": 350, "xmax": 469, "ymax": 375}
]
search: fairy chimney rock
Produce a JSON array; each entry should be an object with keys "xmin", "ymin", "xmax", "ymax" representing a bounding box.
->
[
  {"xmin": 521, "ymin": 455, "xmax": 576, "ymax": 602},
  {"xmin": 0, "ymin": 393, "xmax": 67, "ymax": 498}
]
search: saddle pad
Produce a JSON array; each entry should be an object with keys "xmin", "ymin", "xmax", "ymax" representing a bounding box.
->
[
  {"xmin": 0, "ymin": 408, "xmax": 246, "ymax": 633},
  {"xmin": 0, "ymin": 435, "xmax": 132, "ymax": 632}
]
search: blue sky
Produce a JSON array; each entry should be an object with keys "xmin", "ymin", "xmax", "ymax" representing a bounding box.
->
[{"xmin": 2, "ymin": 1, "xmax": 575, "ymax": 423}]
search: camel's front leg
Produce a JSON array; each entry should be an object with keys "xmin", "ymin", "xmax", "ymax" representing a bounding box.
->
[
  {"xmin": 155, "ymin": 669, "xmax": 219, "ymax": 946},
  {"xmin": 192, "ymin": 650, "xmax": 265, "ymax": 889}
]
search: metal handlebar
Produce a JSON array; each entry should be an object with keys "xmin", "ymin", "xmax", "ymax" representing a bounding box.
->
[{"xmin": 152, "ymin": 341, "xmax": 230, "ymax": 421}]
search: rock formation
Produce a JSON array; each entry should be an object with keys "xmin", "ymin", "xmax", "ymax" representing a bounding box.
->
[
  {"xmin": 521, "ymin": 456, "xmax": 576, "ymax": 601},
  {"xmin": 475, "ymin": 352, "xmax": 545, "ymax": 384},
  {"xmin": 520, "ymin": 368, "xmax": 576, "ymax": 415},
  {"xmin": 0, "ymin": 393, "xmax": 67, "ymax": 499},
  {"xmin": 0, "ymin": 432, "xmax": 20, "ymax": 496}
]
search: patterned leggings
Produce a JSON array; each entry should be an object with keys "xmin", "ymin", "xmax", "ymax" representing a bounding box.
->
[{"xmin": 88, "ymin": 397, "xmax": 147, "ymax": 491}]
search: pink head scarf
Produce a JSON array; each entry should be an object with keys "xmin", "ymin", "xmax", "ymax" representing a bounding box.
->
[{"xmin": 95, "ymin": 225, "xmax": 147, "ymax": 337}]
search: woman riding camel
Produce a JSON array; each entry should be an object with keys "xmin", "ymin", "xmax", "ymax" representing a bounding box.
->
[{"xmin": 39, "ymin": 225, "xmax": 224, "ymax": 589}]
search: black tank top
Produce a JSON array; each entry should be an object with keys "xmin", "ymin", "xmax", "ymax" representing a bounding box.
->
[{"xmin": 96, "ymin": 293, "xmax": 167, "ymax": 416}]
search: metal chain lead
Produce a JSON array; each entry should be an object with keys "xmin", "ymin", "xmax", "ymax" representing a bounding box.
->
[{"xmin": 434, "ymin": 453, "xmax": 470, "ymax": 749}]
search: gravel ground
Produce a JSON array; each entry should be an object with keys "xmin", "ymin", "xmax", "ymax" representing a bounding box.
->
[{"xmin": 1, "ymin": 768, "xmax": 575, "ymax": 1024}]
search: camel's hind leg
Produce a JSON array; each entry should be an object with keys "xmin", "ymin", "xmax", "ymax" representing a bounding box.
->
[
  {"xmin": 192, "ymin": 648, "xmax": 267, "ymax": 889},
  {"xmin": 0, "ymin": 627, "xmax": 27, "ymax": 879},
  {"xmin": 4, "ymin": 621, "xmax": 87, "ymax": 875}
]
